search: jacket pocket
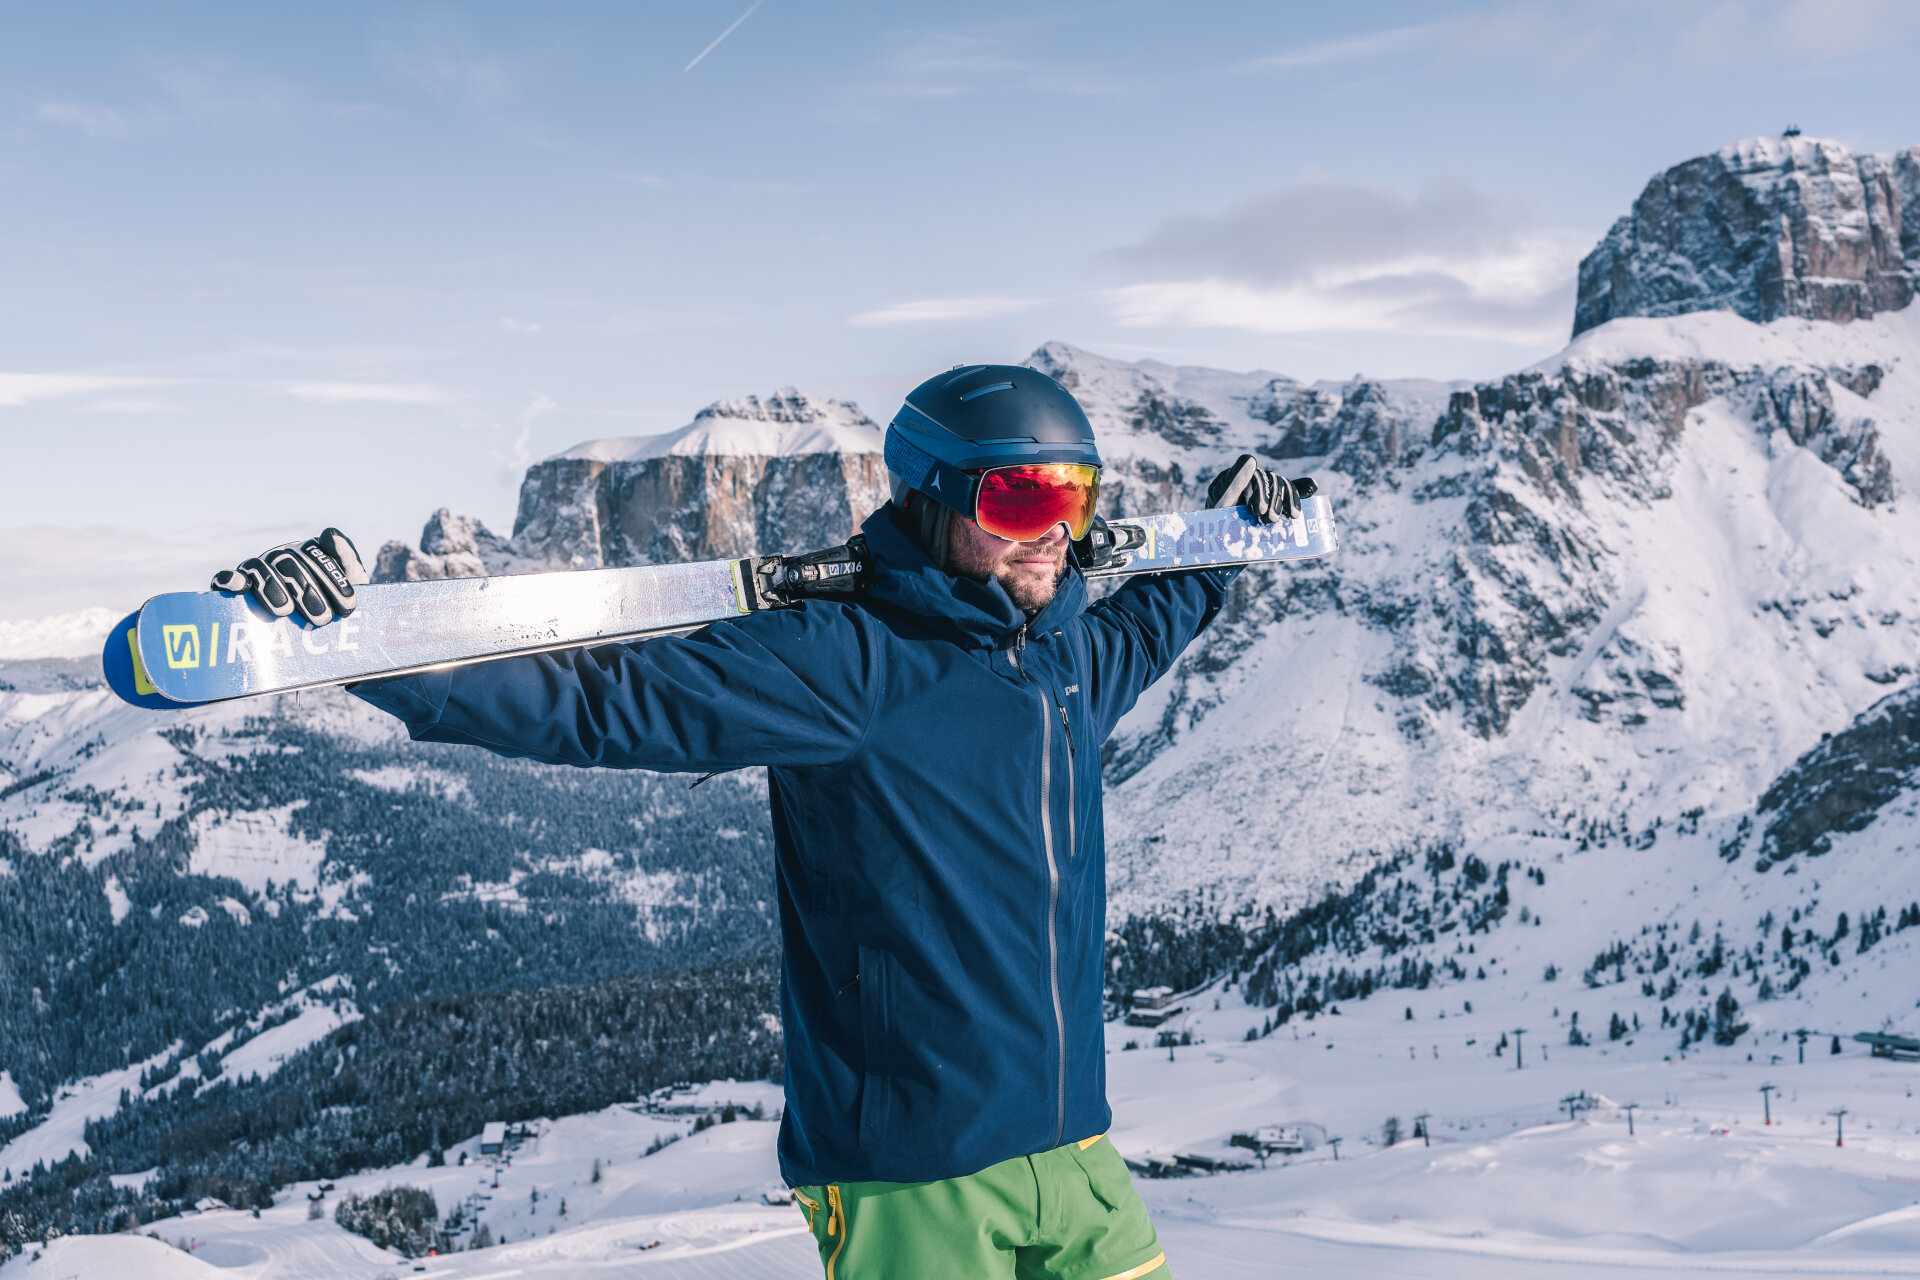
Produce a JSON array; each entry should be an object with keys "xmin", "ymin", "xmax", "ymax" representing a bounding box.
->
[{"xmin": 857, "ymin": 944, "xmax": 893, "ymax": 1151}]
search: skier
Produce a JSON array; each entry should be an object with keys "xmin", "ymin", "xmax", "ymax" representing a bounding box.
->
[{"xmin": 216, "ymin": 364, "xmax": 1300, "ymax": 1278}]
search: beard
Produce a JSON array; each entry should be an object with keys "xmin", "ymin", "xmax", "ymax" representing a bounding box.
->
[{"xmin": 946, "ymin": 523, "xmax": 1068, "ymax": 615}]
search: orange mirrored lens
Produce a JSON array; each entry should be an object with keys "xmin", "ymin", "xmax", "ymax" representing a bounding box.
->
[{"xmin": 973, "ymin": 464, "xmax": 1100, "ymax": 542}]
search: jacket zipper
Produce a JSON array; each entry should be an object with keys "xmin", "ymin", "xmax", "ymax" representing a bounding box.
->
[
  {"xmin": 1013, "ymin": 625, "xmax": 1068, "ymax": 1148},
  {"xmin": 1059, "ymin": 701, "xmax": 1075, "ymax": 859}
]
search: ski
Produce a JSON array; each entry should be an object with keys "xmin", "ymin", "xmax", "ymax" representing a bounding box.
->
[{"xmin": 105, "ymin": 497, "xmax": 1336, "ymax": 709}]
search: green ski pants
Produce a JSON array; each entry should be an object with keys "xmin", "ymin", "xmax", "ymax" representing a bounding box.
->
[{"xmin": 793, "ymin": 1134, "xmax": 1168, "ymax": 1280}]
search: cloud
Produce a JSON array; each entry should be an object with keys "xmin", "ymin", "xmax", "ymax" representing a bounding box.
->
[
  {"xmin": 495, "ymin": 393, "xmax": 555, "ymax": 486},
  {"xmin": 0, "ymin": 374, "xmax": 173, "ymax": 407},
  {"xmin": 499, "ymin": 316, "xmax": 543, "ymax": 333},
  {"xmin": 31, "ymin": 101, "xmax": 138, "ymax": 140},
  {"xmin": 849, "ymin": 296, "xmax": 1042, "ymax": 326},
  {"xmin": 0, "ymin": 522, "xmax": 308, "ymax": 621},
  {"xmin": 30, "ymin": 58, "xmax": 297, "ymax": 140},
  {"xmin": 1102, "ymin": 177, "xmax": 1584, "ymax": 345},
  {"xmin": 148, "ymin": 57, "xmax": 295, "ymax": 127},
  {"xmin": 1236, "ymin": 22, "xmax": 1439, "ymax": 73},
  {"xmin": 286, "ymin": 381, "xmax": 452, "ymax": 406},
  {"xmin": 376, "ymin": 14, "xmax": 515, "ymax": 106},
  {"xmin": 74, "ymin": 398, "xmax": 181, "ymax": 415},
  {"xmin": 850, "ymin": 30, "xmax": 1122, "ymax": 104}
]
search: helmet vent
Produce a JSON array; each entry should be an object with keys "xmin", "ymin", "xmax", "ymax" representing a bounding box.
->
[{"xmin": 958, "ymin": 381, "xmax": 1015, "ymax": 402}]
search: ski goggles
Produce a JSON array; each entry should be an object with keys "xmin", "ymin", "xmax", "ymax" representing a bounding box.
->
[{"xmin": 971, "ymin": 463, "xmax": 1102, "ymax": 543}]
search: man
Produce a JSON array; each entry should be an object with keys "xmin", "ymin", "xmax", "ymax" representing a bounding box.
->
[{"xmin": 220, "ymin": 364, "xmax": 1299, "ymax": 1278}]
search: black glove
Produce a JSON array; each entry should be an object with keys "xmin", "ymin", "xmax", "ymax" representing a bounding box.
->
[
  {"xmin": 1206, "ymin": 455, "xmax": 1315, "ymax": 523},
  {"xmin": 211, "ymin": 528, "xmax": 369, "ymax": 626}
]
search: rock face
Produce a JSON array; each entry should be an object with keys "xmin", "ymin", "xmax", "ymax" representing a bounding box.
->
[
  {"xmin": 1573, "ymin": 136, "xmax": 1920, "ymax": 336},
  {"xmin": 1742, "ymin": 682, "xmax": 1920, "ymax": 869},
  {"xmin": 375, "ymin": 389, "xmax": 890, "ymax": 581},
  {"xmin": 373, "ymin": 509, "xmax": 519, "ymax": 582}
]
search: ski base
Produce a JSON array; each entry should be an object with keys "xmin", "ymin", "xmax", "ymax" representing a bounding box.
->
[{"xmin": 107, "ymin": 498, "xmax": 1336, "ymax": 709}]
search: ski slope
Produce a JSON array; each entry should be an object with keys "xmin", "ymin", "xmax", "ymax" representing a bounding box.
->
[{"xmin": 5, "ymin": 995, "xmax": 1917, "ymax": 1280}]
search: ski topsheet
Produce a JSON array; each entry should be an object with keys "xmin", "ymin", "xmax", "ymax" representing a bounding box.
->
[{"xmin": 107, "ymin": 498, "xmax": 1336, "ymax": 708}]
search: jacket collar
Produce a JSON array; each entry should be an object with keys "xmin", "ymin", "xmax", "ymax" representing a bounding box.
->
[{"xmin": 860, "ymin": 503, "xmax": 1087, "ymax": 649}]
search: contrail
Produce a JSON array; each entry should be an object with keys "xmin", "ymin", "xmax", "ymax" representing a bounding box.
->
[{"xmin": 684, "ymin": 0, "xmax": 764, "ymax": 72}]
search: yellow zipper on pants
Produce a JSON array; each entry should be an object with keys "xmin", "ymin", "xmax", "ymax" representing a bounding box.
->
[
  {"xmin": 793, "ymin": 1188, "xmax": 821, "ymax": 1231},
  {"xmin": 826, "ymin": 1184, "xmax": 848, "ymax": 1278}
]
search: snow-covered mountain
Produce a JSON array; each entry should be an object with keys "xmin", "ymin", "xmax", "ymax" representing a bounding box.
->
[
  {"xmin": 1574, "ymin": 134, "xmax": 1920, "ymax": 335},
  {"xmin": 0, "ymin": 609, "xmax": 117, "ymax": 663},
  {"xmin": 1100, "ymin": 305, "xmax": 1920, "ymax": 915},
  {"xmin": 373, "ymin": 389, "xmax": 890, "ymax": 579},
  {"xmin": 8, "ymin": 133, "xmax": 1920, "ymax": 1258}
]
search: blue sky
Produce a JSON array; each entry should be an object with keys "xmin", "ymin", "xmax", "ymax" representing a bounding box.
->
[{"xmin": 3, "ymin": 0, "xmax": 1918, "ymax": 618}]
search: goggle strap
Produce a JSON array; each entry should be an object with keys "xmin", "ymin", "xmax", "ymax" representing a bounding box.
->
[{"xmin": 884, "ymin": 427, "xmax": 978, "ymax": 520}]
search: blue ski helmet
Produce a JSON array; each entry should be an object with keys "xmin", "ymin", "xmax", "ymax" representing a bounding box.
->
[{"xmin": 884, "ymin": 364, "xmax": 1102, "ymax": 525}]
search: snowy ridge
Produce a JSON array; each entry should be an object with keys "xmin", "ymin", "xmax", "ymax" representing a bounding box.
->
[
  {"xmin": 1027, "ymin": 339, "xmax": 1458, "ymax": 510},
  {"xmin": 554, "ymin": 387, "xmax": 882, "ymax": 463},
  {"xmin": 0, "ymin": 608, "xmax": 117, "ymax": 661}
]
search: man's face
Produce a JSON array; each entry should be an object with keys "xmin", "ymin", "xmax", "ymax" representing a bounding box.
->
[{"xmin": 946, "ymin": 515, "xmax": 1070, "ymax": 614}]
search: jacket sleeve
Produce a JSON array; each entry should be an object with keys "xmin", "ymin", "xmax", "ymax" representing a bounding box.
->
[
  {"xmin": 349, "ymin": 603, "xmax": 879, "ymax": 772},
  {"xmin": 1079, "ymin": 566, "xmax": 1241, "ymax": 738}
]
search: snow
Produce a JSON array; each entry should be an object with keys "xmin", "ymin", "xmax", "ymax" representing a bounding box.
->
[
  {"xmin": 101, "ymin": 874, "xmax": 131, "ymax": 923},
  {"xmin": 0, "ymin": 1046, "xmax": 175, "ymax": 1176},
  {"xmin": 0, "ymin": 1072, "xmax": 24, "ymax": 1120},
  {"xmin": 348, "ymin": 763, "xmax": 469, "ymax": 801},
  {"xmin": 0, "ymin": 607, "xmax": 117, "ymax": 660},
  {"xmin": 0, "ymin": 1234, "xmax": 238, "ymax": 1279},
  {"xmin": 13, "ymin": 993, "xmax": 1920, "ymax": 1278},
  {"xmin": 186, "ymin": 802, "xmax": 328, "ymax": 894},
  {"xmin": 211, "ymin": 1002, "xmax": 359, "ymax": 1086},
  {"xmin": 556, "ymin": 389, "xmax": 882, "ymax": 463},
  {"xmin": 0, "ymin": 985, "xmax": 360, "ymax": 1175}
]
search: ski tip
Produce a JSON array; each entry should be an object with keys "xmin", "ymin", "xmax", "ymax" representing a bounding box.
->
[{"xmin": 102, "ymin": 609, "xmax": 193, "ymax": 711}]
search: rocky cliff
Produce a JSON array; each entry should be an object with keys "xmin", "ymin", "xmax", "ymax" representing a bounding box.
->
[
  {"xmin": 1573, "ymin": 135, "xmax": 1920, "ymax": 337},
  {"xmin": 375, "ymin": 389, "xmax": 890, "ymax": 580}
]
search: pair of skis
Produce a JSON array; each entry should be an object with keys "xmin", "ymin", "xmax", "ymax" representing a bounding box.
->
[{"xmin": 104, "ymin": 499, "xmax": 1338, "ymax": 710}]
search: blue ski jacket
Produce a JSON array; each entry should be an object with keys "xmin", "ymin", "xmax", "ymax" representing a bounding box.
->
[{"xmin": 352, "ymin": 503, "xmax": 1239, "ymax": 1186}]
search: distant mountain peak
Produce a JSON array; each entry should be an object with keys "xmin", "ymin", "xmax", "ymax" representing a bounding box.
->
[
  {"xmin": 552, "ymin": 389, "xmax": 880, "ymax": 465},
  {"xmin": 0, "ymin": 606, "xmax": 118, "ymax": 662},
  {"xmin": 1573, "ymin": 135, "xmax": 1920, "ymax": 337}
]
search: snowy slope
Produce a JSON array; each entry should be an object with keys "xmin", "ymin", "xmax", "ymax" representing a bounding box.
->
[
  {"xmin": 1096, "ymin": 304, "xmax": 1920, "ymax": 918},
  {"xmin": 9, "ymin": 974, "xmax": 1920, "ymax": 1279}
]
